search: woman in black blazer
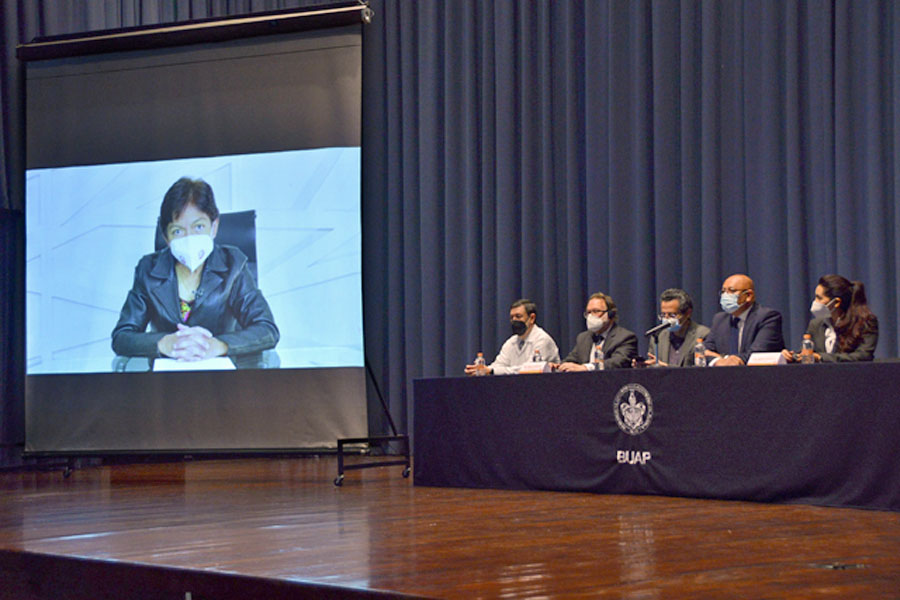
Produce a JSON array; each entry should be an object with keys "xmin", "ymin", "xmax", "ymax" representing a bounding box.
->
[{"xmin": 783, "ymin": 274, "xmax": 878, "ymax": 363}]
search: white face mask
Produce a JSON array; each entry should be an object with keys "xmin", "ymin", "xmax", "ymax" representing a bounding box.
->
[
  {"xmin": 169, "ymin": 234, "xmax": 214, "ymax": 272},
  {"xmin": 586, "ymin": 313, "xmax": 608, "ymax": 333},
  {"xmin": 810, "ymin": 299, "xmax": 833, "ymax": 321}
]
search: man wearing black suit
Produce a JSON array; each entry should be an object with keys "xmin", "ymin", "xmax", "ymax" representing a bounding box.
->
[
  {"xmin": 704, "ymin": 273, "xmax": 785, "ymax": 366},
  {"xmin": 557, "ymin": 292, "xmax": 638, "ymax": 371}
]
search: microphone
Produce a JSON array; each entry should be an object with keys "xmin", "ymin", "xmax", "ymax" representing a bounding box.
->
[{"xmin": 644, "ymin": 321, "xmax": 671, "ymax": 337}]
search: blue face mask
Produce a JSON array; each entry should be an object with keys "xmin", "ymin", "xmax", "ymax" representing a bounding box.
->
[
  {"xmin": 720, "ymin": 293, "xmax": 741, "ymax": 314},
  {"xmin": 667, "ymin": 317, "xmax": 682, "ymax": 333}
]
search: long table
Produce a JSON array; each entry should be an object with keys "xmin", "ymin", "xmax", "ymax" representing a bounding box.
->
[{"xmin": 413, "ymin": 362, "xmax": 900, "ymax": 511}]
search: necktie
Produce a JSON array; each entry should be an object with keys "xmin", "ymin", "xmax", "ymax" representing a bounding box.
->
[{"xmin": 730, "ymin": 316, "xmax": 740, "ymax": 354}]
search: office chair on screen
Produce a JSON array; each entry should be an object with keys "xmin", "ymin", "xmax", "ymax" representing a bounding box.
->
[{"xmin": 112, "ymin": 210, "xmax": 280, "ymax": 371}]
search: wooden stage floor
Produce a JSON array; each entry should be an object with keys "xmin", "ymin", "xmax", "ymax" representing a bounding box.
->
[{"xmin": 1, "ymin": 456, "xmax": 899, "ymax": 599}]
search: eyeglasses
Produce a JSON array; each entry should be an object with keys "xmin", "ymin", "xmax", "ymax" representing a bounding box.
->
[
  {"xmin": 658, "ymin": 313, "xmax": 681, "ymax": 320},
  {"xmin": 583, "ymin": 309, "xmax": 608, "ymax": 318},
  {"xmin": 718, "ymin": 288, "xmax": 750, "ymax": 296}
]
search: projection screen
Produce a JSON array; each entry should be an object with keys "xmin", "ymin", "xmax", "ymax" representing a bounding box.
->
[{"xmin": 21, "ymin": 10, "xmax": 368, "ymax": 453}]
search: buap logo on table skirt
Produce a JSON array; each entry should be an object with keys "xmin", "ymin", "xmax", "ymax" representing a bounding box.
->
[{"xmin": 614, "ymin": 383, "xmax": 653, "ymax": 465}]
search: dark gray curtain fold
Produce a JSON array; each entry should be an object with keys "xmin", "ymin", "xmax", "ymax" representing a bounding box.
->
[
  {"xmin": 1, "ymin": 1, "xmax": 24, "ymax": 461},
  {"xmin": 0, "ymin": 211, "xmax": 24, "ymax": 462},
  {"xmin": 3, "ymin": 1, "xmax": 900, "ymax": 453}
]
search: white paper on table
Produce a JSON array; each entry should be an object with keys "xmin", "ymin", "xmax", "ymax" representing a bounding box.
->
[
  {"xmin": 152, "ymin": 357, "xmax": 237, "ymax": 371},
  {"xmin": 746, "ymin": 352, "xmax": 787, "ymax": 366}
]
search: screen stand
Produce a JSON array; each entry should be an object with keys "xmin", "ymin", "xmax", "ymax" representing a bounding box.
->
[{"xmin": 333, "ymin": 359, "xmax": 410, "ymax": 486}]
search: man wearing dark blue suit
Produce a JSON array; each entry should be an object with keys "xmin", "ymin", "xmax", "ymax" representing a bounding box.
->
[{"xmin": 704, "ymin": 273, "xmax": 785, "ymax": 366}]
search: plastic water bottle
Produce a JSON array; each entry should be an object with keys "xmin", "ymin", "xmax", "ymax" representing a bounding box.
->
[
  {"xmin": 694, "ymin": 337, "xmax": 707, "ymax": 367},
  {"xmin": 592, "ymin": 343, "xmax": 605, "ymax": 371},
  {"xmin": 800, "ymin": 334, "xmax": 815, "ymax": 364},
  {"xmin": 473, "ymin": 352, "xmax": 488, "ymax": 375}
]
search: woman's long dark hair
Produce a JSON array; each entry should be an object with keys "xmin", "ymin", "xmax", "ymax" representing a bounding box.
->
[{"xmin": 818, "ymin": 274, "xmax": 876, "ymax": 352}]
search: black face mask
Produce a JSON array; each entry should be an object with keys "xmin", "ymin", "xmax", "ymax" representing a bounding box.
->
[{"xmin": 511, "ymin": 320, "xmax": 528, "ymax": 336}]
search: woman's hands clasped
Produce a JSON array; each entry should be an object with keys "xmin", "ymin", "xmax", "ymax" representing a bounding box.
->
[{"xmin": 158, "ymin": 323, "xmax": 228, "ymax": 361}]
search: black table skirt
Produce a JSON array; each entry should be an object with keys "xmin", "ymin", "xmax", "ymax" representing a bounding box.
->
[{"xmin": 413, "ymin": 362, "xmax": 900, "ymax": 511}]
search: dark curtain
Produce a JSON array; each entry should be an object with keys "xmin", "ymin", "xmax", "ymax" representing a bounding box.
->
[
  {"xmin": 363, "ymin": 0, "xmax": 900, "ymax": 436},
  {"xmin": 3, "ymin": 1, "xmax": 900, "ymax": 455}
]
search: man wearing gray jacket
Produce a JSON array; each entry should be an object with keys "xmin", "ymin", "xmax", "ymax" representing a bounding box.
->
[{"xmin": 645, "ymin": 288, "xmax": 709, "ymax": 367}]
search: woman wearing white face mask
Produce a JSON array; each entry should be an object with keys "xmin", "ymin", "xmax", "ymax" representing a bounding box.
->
[
  {"xmin": 782, "ymin": 274, "xmax": 878, "ymax": 363},
  {"xmin": 112, "ymin": 177, "xmax": 279, "ymax": 367}
]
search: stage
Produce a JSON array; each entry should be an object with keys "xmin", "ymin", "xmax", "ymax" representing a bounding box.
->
[{"xmin": 1, "ymin": 456, "xmax": 899, "ymax": 598}]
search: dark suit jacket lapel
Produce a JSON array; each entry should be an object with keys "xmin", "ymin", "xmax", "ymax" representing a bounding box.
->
[
  {"xmin": 810, "ymin": 319, "xmax": 828, "ymax": 350},
  {"xmin": 603, "ymin": 324, "xmax": 624, "ymax": 356},
  {"xmin": 148, "ymin": 249, "xmax": 180, "ymax": 325},
  {"xmin": 193, "ymin": 245, "xmax": 229, "ymax": 313},
  {"xmin": 737, "ymin": 304, "xmax": 756, "ymax": 355},
  {"xmin": 656, "ymin": 330, "xmax": 670, "ymax": 363},
  {"xmin": 602, "ymin": 324, "xmax": 615, "ymax": 351}
]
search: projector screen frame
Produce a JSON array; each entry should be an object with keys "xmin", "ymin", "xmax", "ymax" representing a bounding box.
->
[
  {"xmin": 16, "ymin": 2, "xmax": 371, "ymax": 62},
  {"xmin": 20, "ymin": 3, "xmax": 373, "ymax": 456}
]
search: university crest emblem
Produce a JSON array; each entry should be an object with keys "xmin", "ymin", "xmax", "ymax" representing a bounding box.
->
[{"xmin": 613, "ymin": 383, "xmax": 653, "ymax": 435}]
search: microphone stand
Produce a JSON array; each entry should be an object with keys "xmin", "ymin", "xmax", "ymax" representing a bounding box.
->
[
  {"xmin": 643, "ymin": 322, "xmax": 669, "ymax": 368},
  {"xmin": 649, "ymin": 331, "xmax": 661, "ymax": 367}
]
